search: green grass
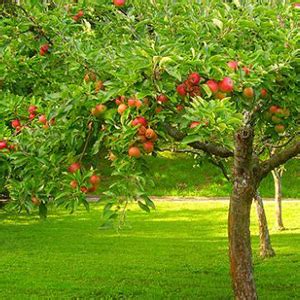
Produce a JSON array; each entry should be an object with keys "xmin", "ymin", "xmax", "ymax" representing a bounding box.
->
[
  {"xmin": 99, "ymin": 152, "xmax": 300, "ymax": 198},
  {"xmin": 0, "ymin": 202, "xmax": 299, "ymax": 299}
]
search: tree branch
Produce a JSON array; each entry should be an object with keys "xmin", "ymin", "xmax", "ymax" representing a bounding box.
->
[
  {"xmin": 163, "ymin": 124, "xmax": 234, "ymax": 158},
  {"xmin": 258, "ymin": 139, "xmax": 300, "ymax": 181}
]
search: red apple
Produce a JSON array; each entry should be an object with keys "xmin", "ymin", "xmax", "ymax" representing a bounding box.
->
[
  {"xmin": 243, "ymin": 87, "xmax": 254, "ymax": 98},
  {"xmin": 38, "ymin": 115, "xmax": 47, "ymax": 124},
  {"xmin": 28, "ymin": 105, "xmax": 38, "ymax": 114},
  {"xmin": 89, "ymin": 174, "xmax": 101, "ymax": 185},
  {"xmin": 70, "ymin": 180, "xmax": 78, "ymax": 189},
  {"xmin": 242, "ymin": 66, "xmax": 250, "ymax": 76},
  {"xmin": 113, "ymin": 0, "xmax": 126, "ymax": 7},
  {"xmin": 260, "ymin": 89, "xmax": 267, "ymax": 98},
  {"xmin": 131, "ymin": 116, "xmax": 148, "ymax": 127},
  {"xmin": 128, "ymin": 98, "xmax": 136, "ymax": 107},
  {"xmin": 29, "ymin": 113, "xmax": 36, "ymax": 120},
  {"xmin": 219, "ymin": 77, "xmax": 234, "ymax": 93},
  {"xmin": 135, "ymin": 99, "xmax": 143, "ymax": 108},
  {"xmin": 157, "ymin": 94, "xmax": 168, "ymax": 103},
  {"xmin": 206, "ymin": 80, "xmax": 219, "ymax": 93},
  {"xmin": 227, "ymin": 61, "xmax": 238, "ymax": 71},
  {"xmin": 0, "ymin": 140, "xmax": 7, "ymax": 150},
  {"xmin": 117, "ymin": 104, "xmax": 127, "ymax": 115},
  {"xmin": 269, "ymin": 105, "xmax": 279, "ymax": 114},
  {"xmin": 68, "ymin": 162, "xmax": 81, "ymax": 173},
  {"xmin": 188, "ymin": 72, "xmax": 201, "ymax": 85},
  {"xmin": 176, "ymin": 104, "xmax": 184, "ymax": 112},
  {"xmin": 190, "ymin": 121, "xmax": 201, "ymax": 128},
  {"xmin": 128, "ymin": 146, "xmax": 141, "ymax": 158},
  {"xmin": 143, "ymin": 141, "xmax": 154, "ymax": 153},
  {"xmin": 275, "ymin": 124, "xmax": 285, "ymax": 133},
  {"xmin": 176, "ymin": 84, "xmax": 187, "ymax": 96},
  {"xmin": 40, "ymin": 44, "xmax": 49, "ymax": 56},
  {"xmin": 11, "ymin": 119, "xmax": 21, "ymax": 128}
]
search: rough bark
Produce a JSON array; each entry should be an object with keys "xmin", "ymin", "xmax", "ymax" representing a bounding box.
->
[
  {"xmin": 254, "ymin": 192, "xmax": 275, "ymax": 258},
  {"xmin": 272, "ymin": 169, "xmax": 285, "ymax": 230},
  {"xmin": 228, "ymin": 126, "xmax": 257, "ymax": 300}
]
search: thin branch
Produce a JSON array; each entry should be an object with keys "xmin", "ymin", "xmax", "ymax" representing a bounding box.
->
[
  {"xmin": 163, "ymin": 124, "xmax": 234, "ymax": 158},
  {"xmin": 258, "ymin": 139, "xmax": 300, "ymax": 181}
]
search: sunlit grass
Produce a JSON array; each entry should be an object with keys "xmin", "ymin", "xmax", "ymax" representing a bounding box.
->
[
  {"xmin": 99, "ymin": 153, "xmax": 299, "ymax": 198},
  {"xmin": 0, "ymin": 201, "xmax": 299, "ymax": 299}
]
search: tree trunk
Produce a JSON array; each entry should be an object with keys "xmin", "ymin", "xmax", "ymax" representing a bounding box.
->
[
  {"xmin": 272, "ymin": 169, "xmax": 285, "ymax": 230},
  {"xmin": 228, "ymin": 126, "xmax": 257, "ymax": 300},
  {"xmin": 254, "ymin": 192, "xmax": 275, "ymax": 258}
]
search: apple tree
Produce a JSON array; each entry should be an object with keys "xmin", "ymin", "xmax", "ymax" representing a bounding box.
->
[{"xmin": 1, "ymin": 1, "xmax": 299, "ymax": 299}]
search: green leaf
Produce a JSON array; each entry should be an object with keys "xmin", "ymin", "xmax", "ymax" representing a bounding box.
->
[
  {"xmin": 138, "ymin": 201, "xmax": 150, "ymax": 213},
  {"xmin": 181, "ymin": 135, "xmax": 202, "ymax": 145}
]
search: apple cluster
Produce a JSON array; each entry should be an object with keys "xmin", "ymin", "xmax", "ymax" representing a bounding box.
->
[{"xmin": 68, "ymin": 162, "xmax": 101, "ymax": 193}]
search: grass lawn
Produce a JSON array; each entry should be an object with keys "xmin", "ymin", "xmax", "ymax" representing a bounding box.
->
[
  {"xmin": 99, "ymin": 152, "xmax": 300, "ymax": 198},
  {"xmin": 0, "ymin": 201, "xmax": 299, "ymax": 299}
]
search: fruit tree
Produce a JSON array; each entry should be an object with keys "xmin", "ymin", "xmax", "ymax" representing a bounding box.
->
[{"xmin": 0, "ymin": 1, "xmax": 299, "ymax": 299}]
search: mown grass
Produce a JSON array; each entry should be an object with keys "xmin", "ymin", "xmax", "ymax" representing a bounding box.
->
[
  {"xmin": 99, "ymin": 152, "xmax": 300, "ymax": 198},
  {"xmin": 0, "ymin": 201, "xmax": 299, "ymax": 299}
]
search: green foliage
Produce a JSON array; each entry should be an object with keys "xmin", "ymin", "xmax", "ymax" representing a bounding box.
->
[{"xmin": 0, "ymin": 1, "xmax": 299, "ymax": 218}]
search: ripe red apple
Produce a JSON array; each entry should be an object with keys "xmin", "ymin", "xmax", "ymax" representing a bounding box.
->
[
  {"xmin": 176, "ymin": 84, "xmax": 187, "ymax": 96},
  {"xmin": 117, "ymin": 103, "xmax": 127, "ymax": 115},
  {"xmin": 131, "ymin": 116, "xmax": 148, "ymax": 127},
  {"xmin": 11, "ymin": 119, "xmax": 21, "ymax": 128},
  {"xmin": 260, "ymin": 88, "xmax": 267, "ymax": 98},
  {"xmin": 176, "ymin": 104, "xmax": 184, "ymax": 112},
  {"xmin": 128, "ymin": 98, "xmax": 136, "ymax": 107},
  {"xmin": 38, "ymin": 115, "xmax": 47, "ymax": 124},
  {"xmin": 138, "ymin": 126, "xmax": 147, "ymax": 136},
  {"xmin": 77, "ymin": 10, "xmax": 84, "ymax": 18},
  {"xmin": 143, "ymin": 141, "xmax": 154, "ymax": 153},
  {"xmin": 89, "ymin": 174, "xmax": 101, "ymax": 185},
  {"xmin": 190, "ymin": 86, "xmax": 201, "ymax": 97},
  {"xmin": 206, "ymin": 80, "xmax": 219, "ymax": 93},
  {"xmin": 243, "ymin": 87, "xmax": 254, "ymax": 98},
  {"xmin": 40, "ymin": 44, "xmax": 49, "ymax": 56},
  {"xmin": 88, "ymin": 185, "xmax": 97, "ymax": 192},
  {"xmin": 155, "ymin": 106, "xmax": 163, "ymax": 113},
  {"xmin": 128, "ymin": 146, "xmax": 141, "ymax": 158},
  {"xmin": 219, "ymin": 77, "xmax": 234, "ymax": 93},
  {"xmin": 135, "ymin": 99, "xmax": 143, "ymax": 108},
  {"xmin": 190, "ymin": 121, "xmax": 201, "ymax": 128},
  {"xmin": 80, "ymin": 186, "xmax": 88, "ymax": 193},
  {"xmin": 31, "ymin": 196, "xmax": 41, "ymax": 206},
  {"xmin": 188, "ymin": 72, "xmax": 201, "ymax": 85},
  {"xmin": 68, "ymin": 162, "xmax": 81, "ymax": 173},
  {"xmin": 29, "ymin": 113, "xmax": 35, "ymax": 120},
  {"xmin": 70, "ymin": 180, "xmax": 78, "ymax": 189},
  {"xmin": 95, "ymin": 104, "xmax": 107, "ymax": 114},
  {"xmin": 113, "ymin": 0, "xmax": 126, "ymax": 6},
  {"xmin": 293, "ymin": 2, "xmax": 300, "ymax": 9},
  {"xmin": 215, "ymin": 92, "xmax": 226, "ymax": 100},
  {"xmin": 145, "ymin": 128, "xmax": 155, "ymax": 140},
  {"xmin": 0, "ymin": 140, "xmax": 7, "ymax": 150},
  {"xmin": 269, "ymin": 105, "xmax": 279, "ymax": 114},
  {"xmin": 242, "ymin": 66, "xmax": 250, "ymax": 76},
  {"xmin": 275, "ymin": 124, "xmax": 285, "ymax": 133},
  {"xmin": 95, "ymin": 80, "xmax": 104, "ymax": 93},
  {"xmin": 28, "ymin": 105, "xmax": 38, "ymax": 114},
  {"xmin": 227, "ymin": 61, "xmax": 238, "ymax": 71},
  {"xmin": 157, "ymin": 94, "xmax": 168, "ymax": 103}
]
